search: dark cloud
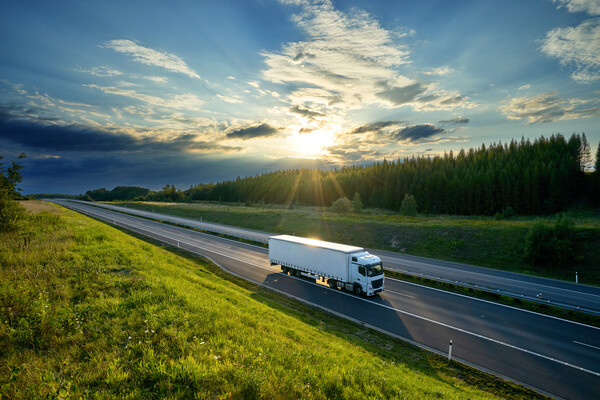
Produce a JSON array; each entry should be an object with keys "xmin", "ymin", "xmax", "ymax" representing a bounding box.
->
[
  {"xmin": 439, "ymin": 116, "xmax": 470, "ymax": 125},
  {"xmin": 350, "ymin": 120, "xmax": 403, "ymax": 134},
  {"xmin": 376, "ymin": 82, "xmax": 427, "ymax": 106},
  {"xmin": 394, "ymin": 124, "xmax": 445, "ymax": 143},
  {"xmin": 289, "ymin": 105, "xmax": 323, "ymax": 119},
  {"xmin": 225, "ymin": 123, "xmax": 279, "ymax": 140},
  {"xmin": 0, "ymin": 118, "xmax": 137, "ymax": 151},
  {"xmin": 0, "ymin": 117, "xmax": 240, "ymax": 153}
]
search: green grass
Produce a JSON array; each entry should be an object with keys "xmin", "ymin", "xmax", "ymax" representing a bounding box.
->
[
  {"xmin": 112, "ymin": 201, "xmax": 600, "ymax": 286},
  {"xmin": 0, "ymin": 201, "xmax": 547, "ymax": 399}
]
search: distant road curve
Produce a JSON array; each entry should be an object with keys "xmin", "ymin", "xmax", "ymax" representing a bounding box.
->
[{"xmin": 68, "ymin": 200, "xmax": 600, "ymax": 314}]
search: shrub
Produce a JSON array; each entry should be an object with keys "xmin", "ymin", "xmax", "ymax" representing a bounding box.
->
[
  {"xmin": 352, "ymin": 192, "xmax": 363, "ymax": 213},
  {"xmin": 400, "ymin": 194, "xmax": 417, "ymax": 216},
  {"xmin": 331, "ymin": 197, "xmax": 353, "ymax": 214},
  {"xmin": 523, "ymin": 215, "xmax": 576, "ymax": 267}
]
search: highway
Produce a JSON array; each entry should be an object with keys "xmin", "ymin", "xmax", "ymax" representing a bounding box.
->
[
  {"xmin": 49, "ymin": 199, "xmax": 600, "ymax": 399},
  {"xmin": 71, "ymin": 200, "xmax": 600, "ymax": 315}
]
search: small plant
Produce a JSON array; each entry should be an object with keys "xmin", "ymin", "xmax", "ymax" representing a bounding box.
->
[
  {"xmin": 523, "ymin": 214, "xmax": 576, "ymax": 267},
  {"xmin": 400, "ymin": 194, "xmax": 418, "ymax": 216},
  {"xmin": 331, "ymin": 197, "xmax": 353, "ymax": 214},
  {"xmin": 352, "ymin": 192, "xmax": 363, "ymax": 213}
]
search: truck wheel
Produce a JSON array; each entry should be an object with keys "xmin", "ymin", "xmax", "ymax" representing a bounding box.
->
[
  {"xmin": 353, "ymin": 284, "xmax": 363, "ymax": 296},
  {"xmin": 294, "ymin": 269, "xmax": 301, "ymax": 277},
  {"xmin": 328, "ymin": 279, "xmax": 336, "ymax": 288}
]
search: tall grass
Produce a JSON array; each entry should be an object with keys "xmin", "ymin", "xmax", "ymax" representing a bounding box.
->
[{"xmin": 0, "ymin": 202, "xmax": 545, "ymax": 399}]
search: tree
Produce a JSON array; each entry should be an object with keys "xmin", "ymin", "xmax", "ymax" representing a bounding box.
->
[
  {"xmin": 580, "ymin": 133, "xmax": 593, "ymax": 172},
  {"xmin": 331, "ymin": 197, "xmax": 353, "ymax": 214},
  {"xmin": 400, "ymin": 194, "xmax": 418, "ymax": 216},
  {"xmin": 0, "ymin": 153, "xmax": 26, "ymax": 232},
  {"xmin": 352, "ymin": 192, "xmax": 363, "ymax": 213}
]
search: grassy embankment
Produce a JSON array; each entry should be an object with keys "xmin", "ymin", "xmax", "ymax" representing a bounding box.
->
[
  {"xmin": 113, "ymin": 201, "xmax": 600, "ymax": 286},
  {"xmin": 0, "ymin": 201, "xmax": 545, "ymax": 399}
]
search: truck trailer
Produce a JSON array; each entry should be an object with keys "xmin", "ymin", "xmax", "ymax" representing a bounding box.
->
[{"xmin": 268, "ymin": 235, "xmax": 384, "ymax": 296}]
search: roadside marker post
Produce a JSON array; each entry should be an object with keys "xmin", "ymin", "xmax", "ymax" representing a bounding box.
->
[
  {"xmin": 576, "ymin": 272, "xmax": 578, "ymax": 284},
  {"xmin": 448, "ymin": 340, "xmax": 453, "ymax": 361}
]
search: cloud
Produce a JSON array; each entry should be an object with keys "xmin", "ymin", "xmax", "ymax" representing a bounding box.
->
[
  {"xmin": 85, "ymin": 84, "xmax": 204, "ymax": 110},
  {"xmin": 394, "ymin": 124, "xmax": 445, "ymax": 143},
  {"xmin": 499, "ymin": 91, "xmax": 600, "ymax": 123},
  {"xmin": 0, "ymin": 115, "xmax": 240, "ymax": 154},
  {"xmin": 423, "ymin": 66, "xmax": 454, "ymax": 76},
  {"xmin": 553, "ymin": 0, "xmax": 600, "ymax": 15},
  {"xmin": 262, "ymin": 0, "xmax": 472, "ymax": 118},
  {"xmin": 289, "ymin": 105, "xmax": 324, "ymax": 119},
  {"xmin": 541, "ymin": 1, "xmax": 600, "ymax": 83},
  {"xmin": 74, "ymin": 66, "xmax": 122, "ymax": 77},
  {"xmin": 518, "ymin": 84, "xmax": 531, "ymax": 90},
  {"xmin": 104, "ymin": 39, "xmax": 201, "ymax": 79},
  {"xmin": 376, "ymin": 82, "xmax": 429, "ymax": 106},
  {"xmin": 216, "ymin": 94, "xmax": 243, "ymax": 104},
  {"xmin": 439, "ymin": 116, "xmax": 470, "ymax": 125},
  {"xmin": 350, "ymin": 120, "xmax": 403, "ymax": 134},
  {"xmin": 225, "ymin": 123, "xmax": 280, "ymax": 140}
]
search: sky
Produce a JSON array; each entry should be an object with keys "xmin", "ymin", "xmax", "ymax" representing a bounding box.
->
[{"xmin": 1, "ymin": 0, "xmax": 599, "ymax": 194}]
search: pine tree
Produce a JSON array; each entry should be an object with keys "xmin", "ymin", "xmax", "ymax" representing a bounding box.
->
[{"xmin": 580, "ymin": 133, "xmax": 592, "ymax": 172}]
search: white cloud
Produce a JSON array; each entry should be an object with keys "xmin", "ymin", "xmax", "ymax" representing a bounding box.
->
[
  {"xmin": 263, "ymin": 0, "xmax": 471, "ymax": 116},
  {"xmin": 518, "ymin": 84, "xmax": 531, "ymax": 90},
  {"xmin": 553, "ymin": 0, "xmax": 600, "ymax": 15},
  {"xmin": 423, "ymin": 66, "xmax": 454, "ymax": 76},
  {"xmin": 85, "ymin": 84, "xmax": 204, "ymax": 110},
  {"xmin": 216, "ymin": 94, "xmax": 242, "ymax": 104},
  {"xmin": 75, "ymin": 66, "xmax": 122, "ymax": 77},
  {"xmin": 541, "ymin": 17, "xmax": 600, "ymax": 83},
  {"xmin": 104, "ymin": 39, "xmax": 201, "ymax": 79},
  {"xmin": 499, "ymin": 91, "xmax": 600, "ymax": 123}
]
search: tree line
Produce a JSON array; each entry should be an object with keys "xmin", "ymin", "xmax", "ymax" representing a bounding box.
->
[{"xmin": 81, "ymin": 133, "xmax": 599, "ymax": 216}]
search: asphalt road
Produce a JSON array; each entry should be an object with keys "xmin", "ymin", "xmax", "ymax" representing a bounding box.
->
[
  {"xmin": 49, "ymin": 199, "xmax": 600, "ymax": 399},
  {"xmin": 71, "ymin": 200, "xmax": 600, "ymax": 315}
]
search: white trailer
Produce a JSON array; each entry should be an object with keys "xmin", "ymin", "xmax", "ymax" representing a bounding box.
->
[{"xmin": 269, "ymin": 235, "xmax": 384, "ymax": 296}]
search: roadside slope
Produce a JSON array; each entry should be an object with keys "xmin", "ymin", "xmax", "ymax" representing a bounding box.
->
[{"xmin": 0, "ymin": 201, "xmax": 545, "ymax": 399}]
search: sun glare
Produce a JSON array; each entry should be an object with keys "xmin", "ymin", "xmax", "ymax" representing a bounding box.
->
[{"xmin": 292, "ymin": 129, "xmax": 337, "ymax": 158}]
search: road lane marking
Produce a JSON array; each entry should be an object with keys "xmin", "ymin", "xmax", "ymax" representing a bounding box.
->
[
  {"xmin": 386, "ymin": 277, "xmax": 600, "ymax": 331},
  {"xmin": 573, "ymin": 341, "xmax": 600, "ymax": 351},
  {"xmin": 385, "ymin": 289, "xmax": 415, "ymax": 298},
  {"xmin": 61, "ymin": 202, "xmax": 600, "ymax": 377}
]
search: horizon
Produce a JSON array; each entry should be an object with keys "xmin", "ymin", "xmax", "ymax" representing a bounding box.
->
[{"xmin": 1, "ymin": 0, "xmax": 599, "ymax": 194}]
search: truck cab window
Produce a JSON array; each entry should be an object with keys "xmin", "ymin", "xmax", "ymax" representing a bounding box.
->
[
  {"xmin": 352, "ymin": 257, "xmax": 357, "ymax": 262},
  {"xmin": 358, "ymin": 266, "xmax": 366, "ymax": 276}
]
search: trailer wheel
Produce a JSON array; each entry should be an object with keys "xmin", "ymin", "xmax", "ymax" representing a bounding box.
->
[
  {"xmin": 353, "ymin": 284, "xmax": 363, "ymax": 296},
  {"xmin": 328, "ymin": 279, "xmax": 337, "ymax": 288},
  {"xmin": 293, "ymin": 269, "xmax": 301, "ymax": 277}
]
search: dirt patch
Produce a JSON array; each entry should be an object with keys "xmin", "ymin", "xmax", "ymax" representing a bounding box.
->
[{"xmin": 18, "ymin": 200, "xmax": 60, "ymax": 214}]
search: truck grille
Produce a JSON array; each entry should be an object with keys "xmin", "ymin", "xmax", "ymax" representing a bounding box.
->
[{"xmin": 372, "ymin": 278, "xmax": 383, "ymax": 289}]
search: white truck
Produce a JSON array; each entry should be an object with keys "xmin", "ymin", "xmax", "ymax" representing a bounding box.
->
[{"xmin": 269, "ymin": 235, "xmax": 384, "ymax": 296}]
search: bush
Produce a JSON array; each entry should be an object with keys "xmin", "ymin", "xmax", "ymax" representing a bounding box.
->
[
  {"xmin": 331, "ymin": 197, "xmax": 354, "ymax": 214},
  {"xmin": 523, "ymin": 215, "xmax": 576, "ymax": 267},
  {"xmin": 400, "ymin": 194, "xmax": 417, "ymax": 216},
  {"xmin": 352, "ymin": 193, "xmax": 363, "ymax": 213}
]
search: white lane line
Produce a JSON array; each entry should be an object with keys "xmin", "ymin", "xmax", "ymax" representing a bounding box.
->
[
  {"xmin": 386, "ymin": 277, "xmax": 600, "ymax": 331},
  {"xmin": 382, "ymin": 256, "xmax": 600, "ymax": 300},
  {"xmin": 573, "ymin": 341, "xmax": 600, "ymax": 351},
  {"xmin": 385, "ymin": 289, "xmax": 415, "ymax": 298},
  {"xmin": 66, "ymin": 203, "xmax": 600, "ymax": 377}
]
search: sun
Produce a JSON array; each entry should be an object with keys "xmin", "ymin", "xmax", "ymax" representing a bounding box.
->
[{"xmin": 292, "ymin": 129, "xmax": 337, "ymax": 158}]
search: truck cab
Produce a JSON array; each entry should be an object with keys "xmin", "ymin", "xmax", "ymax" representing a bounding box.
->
[{"xmin": 350, "ymin": 252, "xmax": 385, "ymax": 296}]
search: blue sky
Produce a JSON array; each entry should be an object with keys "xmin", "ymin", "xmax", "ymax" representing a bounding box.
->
[{"xmin": 1, "ymin": 0, "xmax": 599, "ymax": 194}]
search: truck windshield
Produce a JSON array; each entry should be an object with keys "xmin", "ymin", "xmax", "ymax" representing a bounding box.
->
[{"xmin": 366, "ymin": 263, "xmax": 383, "ymax": 277}]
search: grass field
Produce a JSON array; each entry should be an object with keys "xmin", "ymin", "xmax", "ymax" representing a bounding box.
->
[
  {"xmin": 0, "ymin": 201, "xmax": 546, "ymax": 399},
  {"xmin": 112, "ymin": 201, "xmax": 600, "ymax": 286}
]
